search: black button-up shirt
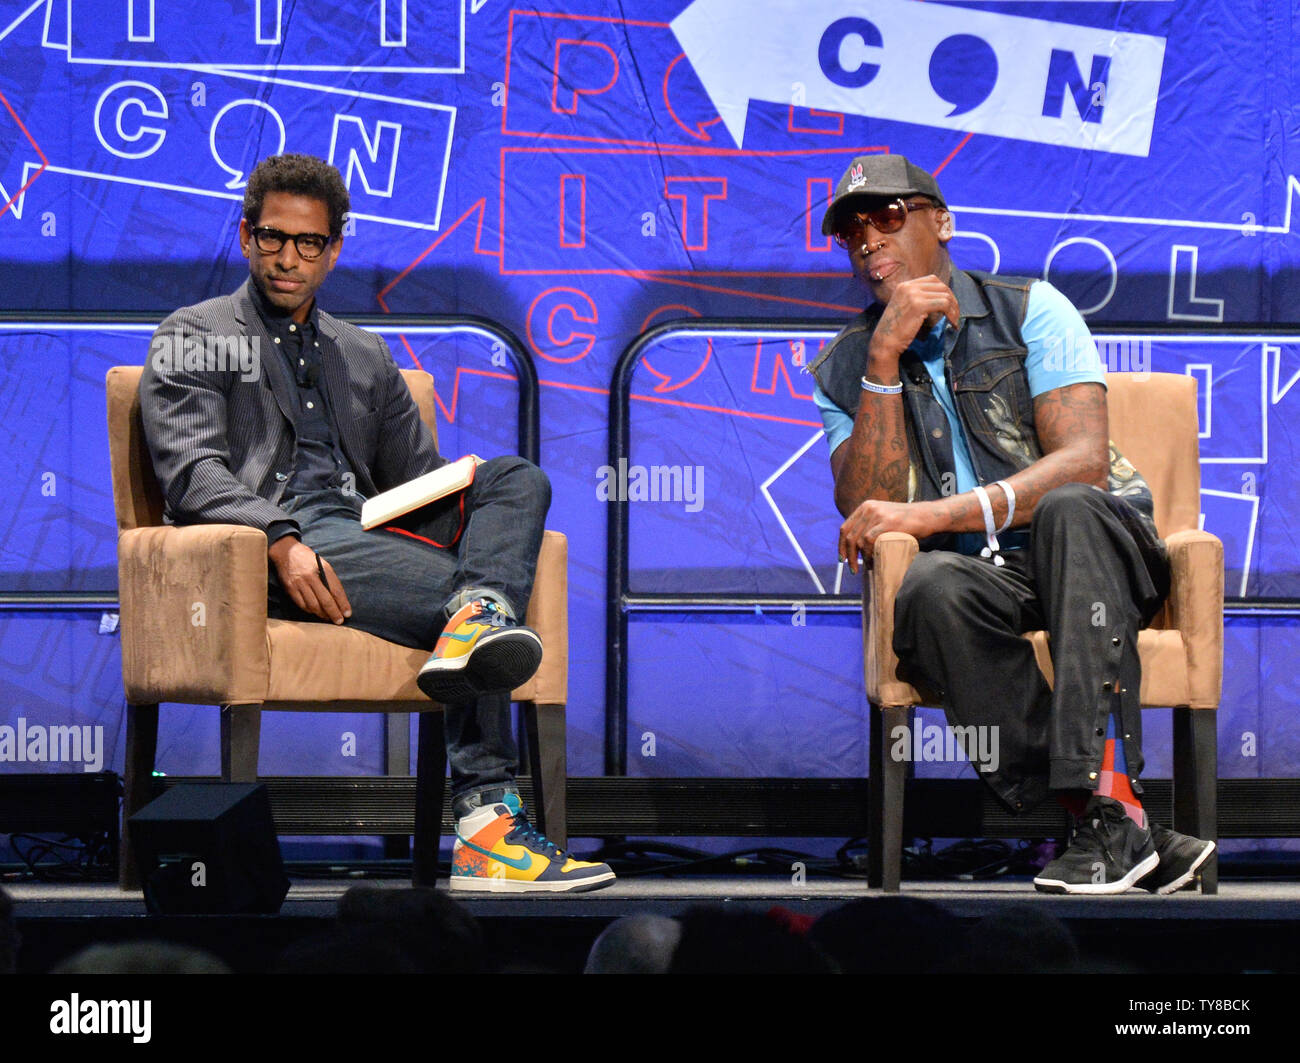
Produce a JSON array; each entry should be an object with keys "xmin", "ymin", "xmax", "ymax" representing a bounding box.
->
[{"xmin": 250, "ymin": 284, "xmax": 357, "ymax": 545}]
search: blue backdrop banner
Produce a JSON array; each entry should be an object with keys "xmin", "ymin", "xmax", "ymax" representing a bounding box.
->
[{"xmin": 0, "ymin": 1, "xmax": 1297, "ymax": 795}]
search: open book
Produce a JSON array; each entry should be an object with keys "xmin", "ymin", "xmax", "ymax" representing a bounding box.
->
[{"xmin": 361, "ymin": 455, "xmax": 482, "ymax": 530}]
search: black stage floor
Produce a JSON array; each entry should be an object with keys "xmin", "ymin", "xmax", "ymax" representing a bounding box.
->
[
  {"xmin": 9, "ymin": 875, "xmax": 1300, "ymax": 974},
  {"xmin": 9, "ymin": 875, "xmax": 1300, "ymax": 918}
]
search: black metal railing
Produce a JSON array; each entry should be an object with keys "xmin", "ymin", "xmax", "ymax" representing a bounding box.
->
[
  {"xmin": 0, "ymin": 311, "xmax": 538, "ymax": 607},
  {"xmin": 605, "ymin": 319, "xmax": 1300, "ymax": 774}
]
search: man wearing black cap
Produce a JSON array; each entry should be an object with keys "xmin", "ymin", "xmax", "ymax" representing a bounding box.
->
[{"xmin": 809, "ymin": 153, "xmax": 1215, "ymax": 894}]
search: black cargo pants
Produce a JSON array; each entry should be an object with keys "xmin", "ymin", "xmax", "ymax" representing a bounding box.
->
[{"xmin": 892, "ymin": 483, "xmax": 1170, "ymax": 813}]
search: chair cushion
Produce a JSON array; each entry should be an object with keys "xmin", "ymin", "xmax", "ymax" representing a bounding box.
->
[
  {"xmin": 264, "ymin": 619, "xmax": 549, "ymax": 704},
  {"xmin": 265, "ymin": 619, "xmax": 427, "ymax": 702}
]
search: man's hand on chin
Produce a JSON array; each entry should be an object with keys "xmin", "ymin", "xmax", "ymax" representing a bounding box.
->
[
  {"xmin": 838, "ymin": 499, "xmax": 939, "ymax": 575},
  {"xmin": 269, "ymin": 535, "xmax": 353, "ymax": 624}
]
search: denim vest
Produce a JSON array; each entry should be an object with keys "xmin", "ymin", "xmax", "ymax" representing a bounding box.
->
[{"xmin": 809, "ymin": 269, "xmax": 1160, "ymax": 553}]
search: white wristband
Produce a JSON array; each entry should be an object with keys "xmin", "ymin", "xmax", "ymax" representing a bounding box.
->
[
  {"xmin": 993, "ymin": 480, "xmax": 1016, "ymax": 534},
  {"xmin": 860, "ymin": 375, "xmax": 904, "ymax": 395},
  {"xmin": 972, "ymin": 484, "xmax": 1005, "ymax": 566},
  {"xmin": 973, "ymin": 484, "xmax": 997, "ymax": 538}
]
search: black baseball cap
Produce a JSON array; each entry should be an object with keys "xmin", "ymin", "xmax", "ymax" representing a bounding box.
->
[{"xmin": 821, "ymin": 154, "xmax": 948, "ymax": 236}]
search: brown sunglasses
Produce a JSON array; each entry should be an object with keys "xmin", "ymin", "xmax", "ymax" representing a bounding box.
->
[{"xmin": 833, "ymin": 199, "xmax": 934, "ymax": 249}]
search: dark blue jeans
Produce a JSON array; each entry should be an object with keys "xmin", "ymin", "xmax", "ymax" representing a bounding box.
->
[{"xmin": 267, "ymin": 456, "xmax": 551, "ymax": 816}]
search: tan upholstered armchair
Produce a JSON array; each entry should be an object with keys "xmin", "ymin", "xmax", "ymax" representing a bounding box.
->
[
  {"xmin": 106, "ymin": 366, "xmax": 569, "ymax": 890},
  {"xmin": 864, "ymin": 372, "xmax": 1223, "ymax": 892}
]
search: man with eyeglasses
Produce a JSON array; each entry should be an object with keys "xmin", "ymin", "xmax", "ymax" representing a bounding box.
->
[
  {"xmin": 809, "ymin": 154, "xmax": 1214, "ymax": 895},
  {"xmin": 140, "ymin": 153, "xmax": 614, "ymax": 894}
]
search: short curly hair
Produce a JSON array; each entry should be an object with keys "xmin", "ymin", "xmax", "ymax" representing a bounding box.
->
[{"xmin": 242, "ymin": 154, "xmax": 351, "ymax": 237}]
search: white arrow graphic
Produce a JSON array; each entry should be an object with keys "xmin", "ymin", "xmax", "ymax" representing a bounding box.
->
[
  {"xmin": 671, "ymin": 0, "xmax": 1166, "ymax": 156},
  {"xmin": 0, "ymin": 161, "xmax": 43, "ymax": 221},
  {"xmin": 0, "ymin": 0, "xmax": 45, "ymax": 45},
  {"xmin": 948, "ymin": 175, "xmax": 1300, "ymax": 234},
  {"xmin": 1269, "ymin": 343, "xmax": 1300, "ymax": 406}
]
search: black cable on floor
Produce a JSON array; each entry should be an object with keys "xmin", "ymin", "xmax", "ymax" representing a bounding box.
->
[{"xmin": 6, "ymin": 833, "xmax": 115, "ymax": 882}]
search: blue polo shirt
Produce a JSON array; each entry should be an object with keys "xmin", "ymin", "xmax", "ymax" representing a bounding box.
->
[{"xmin": 815, "ymin": 280, "xmax": 1105, "ymax": 553}]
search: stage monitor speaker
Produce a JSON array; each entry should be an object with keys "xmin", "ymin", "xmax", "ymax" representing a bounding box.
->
[{"xmin": 128, "ymin": 783, "xmax": 289, "ymax": 915}]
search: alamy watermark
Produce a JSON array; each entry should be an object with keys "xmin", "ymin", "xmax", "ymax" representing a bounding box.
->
[
  {"xmin": 1045, "ymin": 331, "xmax": 1151, "ymax": 379},
  {"xmin": 50, "ymin": 995, "xmax": 151, "ymax": 1043},
  {"xmin": 596, "ymin": 458, "xmax": 704, "ymax": 512},
  {"xmin": 150, "ymin": 328, "xmax": 261, "ymax": 382},
  {"xmin": 891, "ymin": 721, "xmax": 1000, "ymax": 774},
  {"xmin": 0, "ymin": 718, "xmax": 105, "ymax": 771}
]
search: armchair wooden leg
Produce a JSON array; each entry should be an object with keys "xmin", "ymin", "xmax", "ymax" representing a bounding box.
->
[
  {"xmin": 868, "ymin": 704, "xmax": 908, "ymax": 891},
  {"xmin": 522, "ymin": 701, "xmax": 567, "ymax": 849},
  {"xmin": 414, "ymin": 711, "xmax": 447, "ymax": 887},
  {"xmin": 220, "ymin": 704, "xmax": 262, "ymax": 783},
  {"xmin": 1173, "ymin": 706, "xmax": 1218, "ymax": 894},
  {"xmin": 384, "ymin": 714, "xmax": 413, "ymax": 860},
  {"xmin": 119, "ymin": 703, "xmax": 159, "ymax": 891},
  {"xmin": 385, "ymin": 713, "xmax": 412, "ymax": 776}
]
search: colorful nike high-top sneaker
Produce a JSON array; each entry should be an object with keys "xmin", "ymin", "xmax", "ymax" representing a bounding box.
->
[
  {"xmin": 450, "ymin": 794, "xmax": 616, "ymax": 893},
  {"xmin": 418, "ymin": 597, "xmax": 543, "ymax": 704}
]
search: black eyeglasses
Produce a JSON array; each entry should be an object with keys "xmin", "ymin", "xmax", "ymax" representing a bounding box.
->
[
  {"xmin": 833, "ymin": 199, "xmax": 934, "ymax": 249},
  {"xmin": 249, "ymin": 226, "xmax": 335, "ymax": 260}
]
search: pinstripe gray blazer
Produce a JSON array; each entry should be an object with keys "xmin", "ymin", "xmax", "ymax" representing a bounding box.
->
[{"xmin": 139, "ymin": 278, "xmax": 445, "ymax": 531}]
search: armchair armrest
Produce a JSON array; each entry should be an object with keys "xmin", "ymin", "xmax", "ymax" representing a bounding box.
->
[
  {"xmin": 118, "ymin": 524, "xmax": 271, "ymax": 705},
  {"xmin": 1163, "ymin": 528, "xmax": 1224, "ymax": 709},
  {"xmin": 863, "ymin": 531, "xmax": 921, "ymax": 707}
]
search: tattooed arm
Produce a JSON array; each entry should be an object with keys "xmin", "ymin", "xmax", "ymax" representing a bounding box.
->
[
  {"xmin": 838, "ymin": 381, "xmax": 1110, "ymax": 572},
  {"xmin": 830, "ymin": 389, "xmax": 909, "ymax": 514},
  {"xmin": 832, "ymin": 275, "xmax": 960, "ymax": 516},
  {"xmin": 925, "ymin": 381, "xmax": 1109, "ymax": 532}
]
